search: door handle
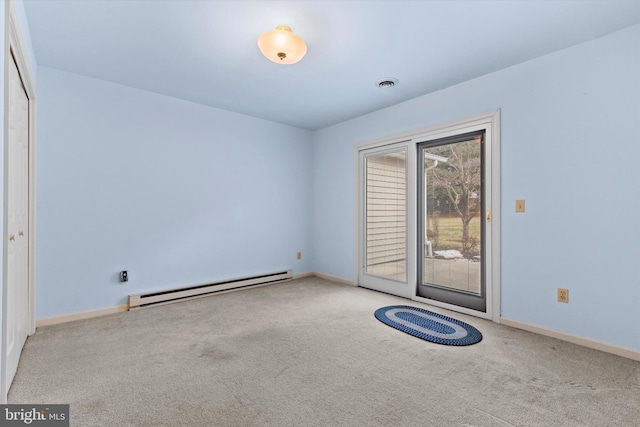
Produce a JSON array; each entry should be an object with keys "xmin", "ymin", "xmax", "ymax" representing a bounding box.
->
[
  {"xmin": 18, "ymin": 231, "xmax": 24, "ymax": 236},
  {"xmin": 486, "ymin": 209, "xmax": 491, "ymax": 222},
  {"xmin": 9, "ymin": 234, "xmax": 15, "ymax": 241}
]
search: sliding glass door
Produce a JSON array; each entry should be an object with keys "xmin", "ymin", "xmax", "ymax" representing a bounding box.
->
[
  {"xmin": 355, "ymin": 111, "xmax": 499, "ymax": 319},
  {"xmin": 418, "ymin": 132, "xmax": 486, "ymax": 312}
]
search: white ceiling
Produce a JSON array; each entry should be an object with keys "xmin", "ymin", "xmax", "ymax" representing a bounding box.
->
[{"xmin": 24, "ymin": 0, "xmax": 640, "ymax": 130}]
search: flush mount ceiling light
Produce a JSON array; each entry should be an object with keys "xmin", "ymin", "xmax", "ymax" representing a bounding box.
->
[{"xmin": 258, "ymin": 25, "xmax": 307, "ymax": 65}]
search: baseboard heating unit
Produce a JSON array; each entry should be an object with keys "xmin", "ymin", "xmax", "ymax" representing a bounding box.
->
[{"xmin": 129, "ymin": 270, "xmax": 292, "ymax": 310}]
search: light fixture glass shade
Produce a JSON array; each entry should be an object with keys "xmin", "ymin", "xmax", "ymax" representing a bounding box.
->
[{"xmin": 257, "ymin": 25, "xmax": 307, "ymax": 65}]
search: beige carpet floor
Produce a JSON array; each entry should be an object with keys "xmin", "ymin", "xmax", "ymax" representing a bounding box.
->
[{"xmin": 8, "ymin": 277, "xmax": 640, "ymax": 426}]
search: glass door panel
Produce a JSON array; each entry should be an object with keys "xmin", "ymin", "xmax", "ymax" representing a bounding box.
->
[
  {"xmin": 365, "ymin": 150, "xmax": 407, "ymax": 282},
  {"xmin": 358, "ymin": 143, "xmax": 413, "ymax": 299},
  {"xmin": 418, "ymin": 132, "xmax": 486, "ymax": 312}
]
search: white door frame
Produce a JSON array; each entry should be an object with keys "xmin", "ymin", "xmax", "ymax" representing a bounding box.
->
[
  {"xmin": 1, "ymin": 0, "xmax": 37, "ymax": 403},
  {"xmin": 354, "ymin": 110, "xmax": 500, "ymax": 322}
]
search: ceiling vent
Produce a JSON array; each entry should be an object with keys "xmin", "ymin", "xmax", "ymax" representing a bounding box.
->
[{"xmin": 376, "ymin": 78, "xmax": 399, "ymax": 88}]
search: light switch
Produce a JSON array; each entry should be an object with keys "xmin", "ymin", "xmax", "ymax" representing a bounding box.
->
[{"xmin": 515, "ymin": 200, "xmax": 525, "ymax": 213}]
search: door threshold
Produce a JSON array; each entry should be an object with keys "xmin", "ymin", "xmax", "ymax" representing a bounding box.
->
[{"xmin": 412, "ymin": 295, "xmax": 492, "ymax": 320}]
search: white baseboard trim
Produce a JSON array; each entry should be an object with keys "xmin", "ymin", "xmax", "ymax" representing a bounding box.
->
[
  {"xmin": 36, "ymin": 274, "xmax": 315, "ymax": 327},
  {"xmin": 310, "ymin": 271, "xmax": 354, "ymax": 286},
  {"xmin": 292, "ymin": 271, "xmax": 315, "ymax": 279},
  {"xmin": 36, "ymin": 304, "xmax": 129, "ymax": 328},
  {"xmin": 501, "ymin": 317, "xmax": 640, "ymax": 362},
  {"xmin": 33, "ymin": 282, "xmax": 639, "ymax": 364}
]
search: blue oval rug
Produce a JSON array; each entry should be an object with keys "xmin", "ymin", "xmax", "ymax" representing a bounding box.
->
[{"xmin": 374, "ymin": 305, "xmax": 482, "ymax": 346}]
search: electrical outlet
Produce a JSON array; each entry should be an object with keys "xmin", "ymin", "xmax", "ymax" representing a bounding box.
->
[
  {"xmin": 120, "ymin": 270, "xmax": 128, "ymax": 282},
  {"xmin": 557, "ymin": 288, "xmax": 569, "ymax": 303},
  {"xmin": 297, "ymin": 252, "xmax": 301, "ymax": 260}
]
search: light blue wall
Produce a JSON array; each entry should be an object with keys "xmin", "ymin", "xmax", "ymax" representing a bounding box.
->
[
  {"xmin": 36, "ymin": 67, "xmax": 313, "ymax": 319},
  {"xmin": 30, "ymin": 19, "xmax": 640, "ymax": 351},
  {"xmin": 311, "ymin": 24, "xmax": 640, "ymax": 350}
]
